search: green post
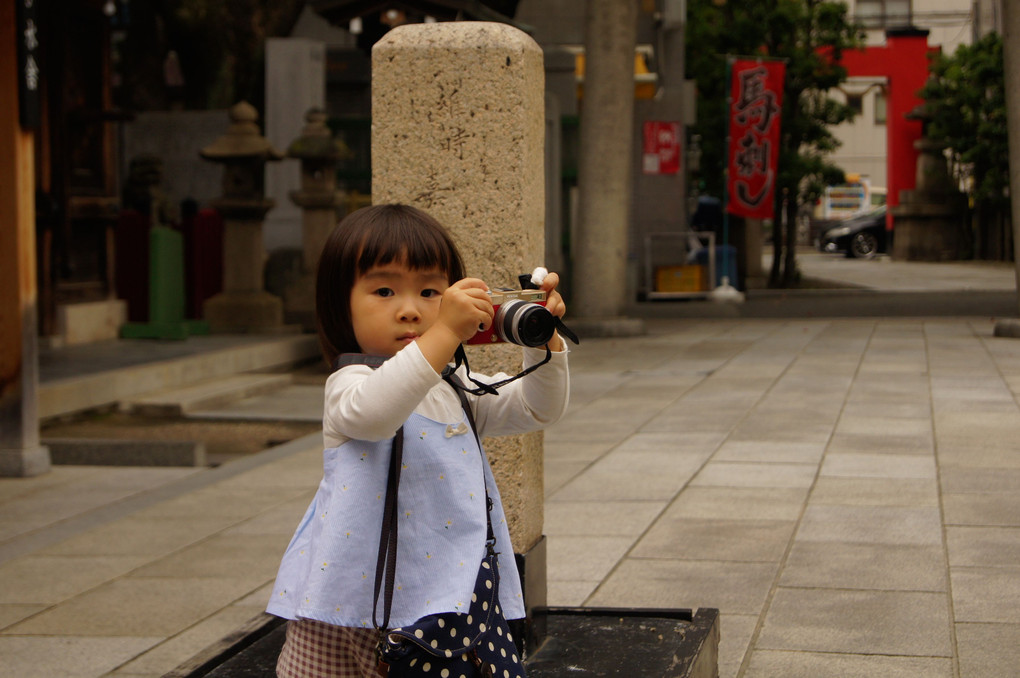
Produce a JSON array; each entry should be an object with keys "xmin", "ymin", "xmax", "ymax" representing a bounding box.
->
[{"xmin": 120, "ymin": 226, "xmax": 209, "ymax": 339}]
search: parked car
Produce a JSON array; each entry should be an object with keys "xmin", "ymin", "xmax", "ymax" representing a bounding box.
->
[{"xmin": 818, "ymin": 207, "xmax": 888, "ymax": 258}]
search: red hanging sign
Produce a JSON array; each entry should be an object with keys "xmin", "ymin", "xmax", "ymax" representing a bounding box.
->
[
  {"xmin": 642, "ymin": 121, "xmax": 681, "ymax": 175},
  {"xmin": 727, "ymin": 59, "xmax": 785, "ymax": 218}
]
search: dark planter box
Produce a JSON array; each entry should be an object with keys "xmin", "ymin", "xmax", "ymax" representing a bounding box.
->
[{"xmin": 166, "ymin": 606, "xmax": 719, "ymax": 678}]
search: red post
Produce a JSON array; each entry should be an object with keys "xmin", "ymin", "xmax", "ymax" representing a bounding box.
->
[{"xmin": 839, "ymin": 28, "xmax": 936, "ymax": 232}]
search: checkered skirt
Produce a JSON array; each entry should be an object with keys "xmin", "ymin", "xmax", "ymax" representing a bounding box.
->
[{"xmin": 276, "ymin": 619, "xmax": 387, "ymax": 678}]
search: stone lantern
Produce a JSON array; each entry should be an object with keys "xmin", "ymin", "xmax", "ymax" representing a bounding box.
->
[
  {"xmin": 199, "ymin": 102, "xmax": 285, "ymax": 332},
  {"xmin": 891, "ymin": 102, "xmax": 967, "ymax": 261},
  {"xmin": 284, "ymin": 108, "xmax": 350, "ymax": 330}
]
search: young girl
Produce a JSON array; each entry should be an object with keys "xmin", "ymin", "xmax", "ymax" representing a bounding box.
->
[{"xmin": 267, "ymin": 204, "xmax": 570, "ymax": 677}]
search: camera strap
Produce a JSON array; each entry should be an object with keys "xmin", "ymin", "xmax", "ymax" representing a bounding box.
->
[
  {"xmin": 445, "ymin": 317, "xmax": 578, "ymax": 397},
  {"xmin": 443, "ymin": 344, "xmax": 551, "ymax": 396}
]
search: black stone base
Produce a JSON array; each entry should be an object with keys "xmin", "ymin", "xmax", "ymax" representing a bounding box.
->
[{"xmin": 526, "ymin": 607, "xmax": 720, "ymax": 678}]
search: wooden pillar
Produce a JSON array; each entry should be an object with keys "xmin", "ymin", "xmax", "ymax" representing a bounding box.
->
[{"xmin": 1, "ymin": 2, "xmax": 50, "ymax": 476}]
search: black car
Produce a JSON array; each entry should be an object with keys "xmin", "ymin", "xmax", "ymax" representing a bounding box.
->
[{"xmin": 818, "ymin": 207, "xmax": 888, "ymax": 259}]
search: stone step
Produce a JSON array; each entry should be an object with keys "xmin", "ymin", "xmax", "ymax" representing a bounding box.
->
[
  {"xmin": 40, "ymin": 334, "xmax": 320, "ymax": 420},
  {"xmin": 124, "ymin": 374, "xmax": 294, "ymax": 417}
]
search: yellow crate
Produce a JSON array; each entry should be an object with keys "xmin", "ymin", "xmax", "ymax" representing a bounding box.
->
[{"xmin": 655, "ymin": 265, "xmax": 706, "ymax": 292}]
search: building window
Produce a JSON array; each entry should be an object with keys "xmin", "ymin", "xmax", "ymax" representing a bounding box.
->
[
  {"xmin": 874, "ymin": 90, "xmax": 887, "ymax": 125},
  {"xmin": 847, "ymin": 94, "xmax": 863, "ymax": 115},
  {"xmin": 856, "ymin": 0, "xmax": 911, "ymax": 29}
]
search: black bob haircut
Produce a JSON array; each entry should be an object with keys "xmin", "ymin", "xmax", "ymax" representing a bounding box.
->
[{"xmin": 315, "ymin": 204, "xmax": 466, "ymax": 366}]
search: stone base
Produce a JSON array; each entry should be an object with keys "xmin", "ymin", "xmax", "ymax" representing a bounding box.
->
[
  {"xmin": 891, "ymin": 216, "xmax": 967, "ymax": 261},
  {"xmin": 44, "ymin": 438, "xmax": 207, "ymax": 467},
  {"xmin": 567, "ymin": 316, "xmax": 646, "ymax": 339},
  {"xmin": 512, "ymin": 535, "xmax": 547, "ymax": 655},
  {"xmin": 204, "ymin": 291, "xmax": 284, "ymax": 334},
  {"xmin": 283, "ymin": 274, "xmax": 316, "ymax": 332},
  {"xmin": 0, "ymin": 445, "xmax": 51, "ymax": 477},
  {"xmin": 527, "ymin": 607, "xmax": 719, "ymax": 678},
  {"xmin": 993, "ymin": 318, "xmax": 1020, "ymax": 338},
  {"xmin": 54, "ymin": 299, "xmax": 127, "ymax": 347}
]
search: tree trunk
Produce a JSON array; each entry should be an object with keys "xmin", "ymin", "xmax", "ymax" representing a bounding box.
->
[
  {"xmin": 769, "ymin": 206, "xmax": 782, "ymax": 287},
  {"xmin": 782, "ymin": 195, "xmax": 798, "ymax": 286}
]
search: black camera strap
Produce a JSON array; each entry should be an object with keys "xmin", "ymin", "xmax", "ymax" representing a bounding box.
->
[{"xmin": 444, "ymin": 344, "xmax": 551, "ymax": 396}]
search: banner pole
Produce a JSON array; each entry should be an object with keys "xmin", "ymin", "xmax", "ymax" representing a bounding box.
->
[{"xmin": 722, "ymin": 56, "xmax": 733, "ymax": 289}]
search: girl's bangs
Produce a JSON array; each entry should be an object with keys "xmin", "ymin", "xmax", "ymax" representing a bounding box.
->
[{"xmin": 356, "ymin": 218, "xmax": 456, "ymax": 278}]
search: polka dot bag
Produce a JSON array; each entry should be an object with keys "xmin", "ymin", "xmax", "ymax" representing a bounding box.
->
[{"xmin": 378, "ymin": 550, "xmax": 524, "ymax": 678}]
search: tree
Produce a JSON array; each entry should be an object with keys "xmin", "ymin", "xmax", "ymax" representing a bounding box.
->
[
  {"xmin": 115, "ymin": 0, "xmax": 305, "ymax": 112},
  {"xmin": 919, "ymin": 33, "xmax": 1009, "ymax": 260},
  {"xmin": 686, "ymin": 0, "xmax": 863, "ymax": 287}
]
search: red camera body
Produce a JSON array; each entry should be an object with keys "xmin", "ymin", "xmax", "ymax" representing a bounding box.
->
[{"xmin": 466, "ymin": 289, "xmax": 548, "ymax": 345}]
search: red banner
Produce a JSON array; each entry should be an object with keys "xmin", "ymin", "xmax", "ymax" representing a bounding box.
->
[
  {"xmin": 727, "ymin": 59, "xmax": 785, "ymax": 218},
  {"xmin": 642, "ymin": 121, "xmax": 681, "ymax": 175}
]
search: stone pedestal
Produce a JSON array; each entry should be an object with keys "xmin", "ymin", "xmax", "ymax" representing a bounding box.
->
[
  {"xmin": 372, "ymin": 22, "xmax": 546, "ymax": 555},
  {"xmin": 890, "ymin": 126, "xmax": 966, "ymax": 261}
]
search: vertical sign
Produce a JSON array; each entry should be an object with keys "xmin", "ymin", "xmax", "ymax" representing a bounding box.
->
[
  {"xmin": 16, "ymin": 0, "xmax": 41, "ymax": 128},
  {"xmin": 726, "ymin": 59, "xmax": 784, "ymax": 218},
  {"xmin": 642, "ymin": 121, "xmax": 681, "ymax": 175}
]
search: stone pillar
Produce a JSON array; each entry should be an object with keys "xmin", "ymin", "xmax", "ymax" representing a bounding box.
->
[
  {"xmin": 372, "ymin": 22, "xmax": 545, "ymax": 558},
  {"xmin": 572, "ymin": 0, "xmax": 645, "ymax": 336},
  {"xmin": 285, "ymin": 108, "xmax": 347, "ymax": 330},
  {"xmin": 264, "ymin": 38, "xmax": 326, "ymax": 253},
  {"xmin": 200, "ymin": 102, "xmax": 286, "ymax": 333},
  {"xmin": 994, "ymin": 1, "xmax": 1020, "ymax": 336},
  {"xmin": 1, "ymin": 0, "xmax": 50, "ymax": 476}
]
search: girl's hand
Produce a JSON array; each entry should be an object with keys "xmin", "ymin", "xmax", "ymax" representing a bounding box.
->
[
  {"xmin": 418, "ymin": 278, "xmax": 493, "ymax": 373},
  {"xmin": 540, "ymin": 272, "xmax": 567, "ymax": 352},
  {"xmin": 438, "ymin": 278, "xmax": 494, "ymax": 341}
]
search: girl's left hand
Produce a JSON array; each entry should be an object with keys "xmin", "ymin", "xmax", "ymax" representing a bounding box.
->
[{"xmin": 539, "ymin": 272, "xmax": 567, "ymax": 351}]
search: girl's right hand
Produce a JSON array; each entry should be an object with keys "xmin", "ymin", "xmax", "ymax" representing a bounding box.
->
[
  {"xmin": 436, "ymin": 278, "xmax": 493, "ymax": 342},
  {"xmin": 417, "ymin": 278, "xmax": 493, "ymax": 373}
]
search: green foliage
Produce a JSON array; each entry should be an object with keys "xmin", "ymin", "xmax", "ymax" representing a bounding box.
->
[
  {"xmin": 686, "ymin": 0, "xmax": 864, "ymax": 285},
  {"xmin": 920, "ymin": 33, "xmax": 1007, "ymax": 207}
]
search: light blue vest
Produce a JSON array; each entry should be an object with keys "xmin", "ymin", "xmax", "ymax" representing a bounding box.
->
[{"xmin": 267, "ymin": 412, "xmax": 525, "ymax": 628}]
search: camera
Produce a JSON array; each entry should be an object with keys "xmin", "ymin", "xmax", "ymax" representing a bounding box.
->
[{"xmin": 466, "ymin": 288, "xmax": 557, "ymax": 348}]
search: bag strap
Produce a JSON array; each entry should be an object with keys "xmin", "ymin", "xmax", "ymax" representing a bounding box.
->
[
  {"xmin": 372, "ymin": 426, "xmax": 402, "ymax": 632},
  {"xmin": 372, "ymin": 371, "xmax": 497, "ymax": 633},
  {"xmin": 444, "ymin": 371, "xmax": 497, "ymax": 554}
]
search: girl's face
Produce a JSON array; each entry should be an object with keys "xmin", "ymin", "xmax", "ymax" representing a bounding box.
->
[{"xmin": 350, "ymin": 259, "xmax": 449, "ymax": 357}]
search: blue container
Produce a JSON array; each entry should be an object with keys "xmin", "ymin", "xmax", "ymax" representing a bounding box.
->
[{"xmin": 691, "ymin": 245, "xmax": 739, "ymax": 289}]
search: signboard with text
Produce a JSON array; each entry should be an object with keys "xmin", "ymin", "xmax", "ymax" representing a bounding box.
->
[
  {"xmin": 642, "ymin": 121, "xmax": 681, "ymax": 175},
  {"xmin": 17, "ymin": 0, "xmax": 41, "ymax": 128},
  {"xmin": 726, "ymin": 59, "xmax": 785, "ymax": 219}
]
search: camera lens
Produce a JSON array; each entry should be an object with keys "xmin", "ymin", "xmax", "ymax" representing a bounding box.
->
[{"xmin": 496, "ymin": 300, "xmax": 556, "ymax": 347}]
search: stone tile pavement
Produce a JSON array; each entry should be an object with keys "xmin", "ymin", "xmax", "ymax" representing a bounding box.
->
[
  {"xmin": 544, "ymin": 316, "xmax": 1020, "ymax": 678},
  {"xmin": 3, "ymin": 256, "xmax": 1020, "ymax": 676}
]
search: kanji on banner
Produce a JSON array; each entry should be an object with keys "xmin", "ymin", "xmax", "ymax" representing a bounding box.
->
[
  {"xmin": 642, "ymin": 121, "xmax": 681, "ymax": 175},
  {"xmin": 727, "ymin": 59, "xmax": 785, "ymax": 219}
]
